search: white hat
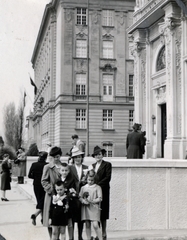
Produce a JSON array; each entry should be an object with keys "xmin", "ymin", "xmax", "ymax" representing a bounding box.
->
[
  {"xmin": 71, "ymin": 146, "xmax": 84, "ymax": 158},
  {"xmin": 47, "ymin": 142, "xmax": 52, "ymax": 146}
]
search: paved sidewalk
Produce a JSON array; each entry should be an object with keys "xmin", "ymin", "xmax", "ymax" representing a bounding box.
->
[{"xmin": 15, "ymin": 177, "xmax": 187, "ymax": 240}]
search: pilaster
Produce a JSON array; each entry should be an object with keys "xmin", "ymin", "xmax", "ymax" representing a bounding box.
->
[
  {"xmin": 131, "ymin": 29, "xmax": 146, "ymax": 125},
  {"xmin": 159, "ymin": 2, "xmax": 182, "ymax": 158}
]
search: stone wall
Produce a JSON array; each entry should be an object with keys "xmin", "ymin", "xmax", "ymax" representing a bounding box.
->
[{"xmin": 26, "ymin": 157, "xmax": 187, "ymax": 231}]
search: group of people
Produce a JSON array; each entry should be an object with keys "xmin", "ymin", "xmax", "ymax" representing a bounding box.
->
[
  {"xmin": 28, "ymin": 135, "xmax": 112, "ymax": 240},
  {"xmin": 1, "ymin": 147, "xmax": 27, "ymax": 201}
]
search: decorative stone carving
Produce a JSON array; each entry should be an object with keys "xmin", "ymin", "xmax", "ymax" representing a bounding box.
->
[
  {"xmin": 100, "ymin": 63, "xmax": 117, "ymax": 72},
  {"xmin": 76, "ymin": 32, "xmax": 87, "ymax": 40},
  {"xmin": 76, "ymin": 59, "xmax": 87, "ymax": 71},
  {"xmin": 118, "ymin": 12, "xmax": 124, "ymax": 25},
  {"xmin": 65, "ymin": 9, "xmax": 72, "ymax": 22},
  {"xmin": 102, "ymin": 33, "xmax": 114, "ymax": 40},
  {"xmin": 92, "ymin": 11, "xmax": 98, "ymax": 24},
  {"xmin": 155, "ymin": 86, "xmax": 166, "ymax": 104}
]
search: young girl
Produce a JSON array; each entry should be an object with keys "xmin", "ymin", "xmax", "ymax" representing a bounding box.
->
[
  {"xmin": 50, "ymin": 180, "xmax": 69, "ymax": 240},
  {"xmin": 79, "ymin": 170, "xmax": 102, "ymax": 240}
]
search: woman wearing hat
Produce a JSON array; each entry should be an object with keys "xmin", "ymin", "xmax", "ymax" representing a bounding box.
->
[
  {"xmin": 41, "ymin": 146, "xmax": 63, "ymax": 239},
  {"xmin": 91, "ymin": 146, "xmax": 112, "ymax": 240},
  {"xmin": 69, "ymin": 146, "xmax": 88, "ymax": 240}
]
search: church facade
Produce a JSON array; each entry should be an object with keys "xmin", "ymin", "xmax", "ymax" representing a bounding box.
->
[
  {"xmin": 128, "ymin": 0, "xmax": 187, "ymax": 158},
  {"xmin": 28, "ymin": 0, "xmax": 135, "ymax": 156}
]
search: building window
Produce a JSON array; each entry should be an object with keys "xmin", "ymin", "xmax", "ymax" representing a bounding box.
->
[
  {"xmin": 77, "ymin": 8, "xmax": 87, "ymax": 25},
  {"xmin": 76, "ymin": 109, "xmax": 86, "ymax": 129},
  {"xmin": 103, "ymin": 74, "xmax": 113, "ymax": 101},
  {"xmin": 103, "ymin": 40, "xmax": 113, "ymax": 59},
  {"xmin": 103, "ymin": 143, "xmax": 113, "ymax": 157},
  {"xmin": 129, "ymin": 75, "xmax": 134, "ymax": 97},
  {"xmin": 103, "ymin": 110, "xmax": 113, "ymax": 129},
  {"xmin": 102, "ymin": 10, "xmax": 113, "ymax": 26},
  {"xmin": 129, "ymin": 110, "xmax": 134, "ymax": 129},
  {"xmin": 76, "ymin": 74, "xmax": 86, "ymax": 96},
  {"xmin": 76, "ymin": 40, "xmax": 87, "ymax": 58}
]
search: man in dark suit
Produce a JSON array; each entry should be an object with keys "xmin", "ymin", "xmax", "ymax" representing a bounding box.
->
[
  {"xmin": 91, "ymin": 146, "xmax": 112, "ymax": 240},
  {"xmin": 126, "ymin": 123, "xmax": 145, "ymax": 159}
]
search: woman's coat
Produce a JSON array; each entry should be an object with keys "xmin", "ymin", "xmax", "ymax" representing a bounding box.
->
[
  {"xmin": 92, "ymin": 160, "xmax": 112, "ymax": 220},
  {"xmin": 41, "ymin": 163, "xmax": 61, "ymax": 227}
]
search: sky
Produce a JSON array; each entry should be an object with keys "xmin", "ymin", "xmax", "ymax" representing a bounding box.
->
[{"xmin": 0, "ymin": 0, "xmax": 50, "ymax": 137}]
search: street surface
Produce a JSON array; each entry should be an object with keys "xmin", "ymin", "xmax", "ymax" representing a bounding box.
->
[{"xmin": 0, "ymin": 182, "xmax": 49, "ymax": 240}]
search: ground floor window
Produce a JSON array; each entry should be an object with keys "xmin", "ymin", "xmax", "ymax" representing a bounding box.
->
[
  {"xmin": 76, "ymin": 109, "xmax": 86, "ymax": 129},
  {"xmin": 103, "ymin": 142, "xmax": 113, "ymax": 157},
  {"xmin": 129, "ymin": 110, "xmax": 134, "ymax": 129}
]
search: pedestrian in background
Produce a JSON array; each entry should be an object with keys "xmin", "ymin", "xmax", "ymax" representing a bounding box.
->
[
  {"xmin": 46, "ymin": 142, "xmax": 53, "ymax": 163},
  {"xmin": 91, "ymin": 146, "xmax": 112, "ymax": 240},
  {"xmin": 1, "ymin": 154, "xmax": 12, "ymax": 201},
  {"xmin": 71, "ymin": 135, "xmax": 85, "ymax": 153},
  {"xmin": 69, "ymin": 146, "xmax": 88, "ymax": 240},
  {"xmin": 126, "ymin": 123, "xmax": 145, "ymax": 159},
  {"xmin": 41, "ymin": 146, "xmax": 63, "ymax": 240},
  {"xmin": 28, "ymin": 151, "xmax": 48, "ymax": 226},
  {"xmin": 16, "ymin": 147, "xmax": 27, "ymax": 184}
]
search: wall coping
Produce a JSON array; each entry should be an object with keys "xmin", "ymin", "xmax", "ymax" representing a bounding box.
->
[{"xmin": 26, "ymin": 156, "xmax": 187, "ymax": 168}]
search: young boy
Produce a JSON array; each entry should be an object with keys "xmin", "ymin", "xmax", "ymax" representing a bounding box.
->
[
  {"xmin": 50, "ymin": 181, "xmax": 69, "ymax": 240},
  {"xmin": 60, "ymin": 163, "xmax": 77, "ymax": 240}
]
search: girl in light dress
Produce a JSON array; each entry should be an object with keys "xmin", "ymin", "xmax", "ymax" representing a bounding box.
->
[{"xmin": 79, "ymin": 170, "xmax": 102, "ymax": 240}]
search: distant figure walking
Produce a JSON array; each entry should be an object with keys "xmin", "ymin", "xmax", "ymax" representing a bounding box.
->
[
  {"xmin": 71, "ymin": 134, "xmax": 85, "ymax": 153},
  {"xmin": 28, "ymin": 151, "xmax": 48, "ymax": 225},
  {"xmin": 1, "ymin": 154, "xmax": 12, "ymax": 201},
  {"xmin": 16, "ymin": 147, "xmax": 27, "ymax": 184},
  {"xmin": 126, "ymin": 123, "xmax": 145, "ymax": 159}
]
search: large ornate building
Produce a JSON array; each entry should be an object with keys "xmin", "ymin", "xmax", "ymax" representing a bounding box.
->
[
  {"xmin": 28, "ymin": 0, "xmax": 135, "ymax": 156},
  {"xmin": 128, "ymin": 0, "xmax": 187, "ymax": 158}
]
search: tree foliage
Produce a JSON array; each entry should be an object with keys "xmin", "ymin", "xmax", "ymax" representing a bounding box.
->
[{"xmin": 3, "ymin": 101, "xmax": 24, "ymax": 151}]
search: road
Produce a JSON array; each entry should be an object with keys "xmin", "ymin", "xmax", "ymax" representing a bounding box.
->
[{"xmin": 0, "ymin": 182, "xmax": 49, "ymax": 240}]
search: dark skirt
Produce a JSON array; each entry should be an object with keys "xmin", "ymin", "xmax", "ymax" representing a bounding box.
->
[
  {"xmin": 33, "ymin": 184, "xmax": 45, "ymax": 210},
  {"xmin": 1, "ymin": 172, "xmax": 11, "ymax": 190}
]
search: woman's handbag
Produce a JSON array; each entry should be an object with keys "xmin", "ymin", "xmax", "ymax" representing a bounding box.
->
[{"xmin": 14, "ymin": 158, "xmax": 20, "ymax": 164}]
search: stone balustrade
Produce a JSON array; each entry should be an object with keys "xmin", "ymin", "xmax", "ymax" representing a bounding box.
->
[{"xmin": 26, "ymin": 157, "xmax": 187, "ymax": 231}]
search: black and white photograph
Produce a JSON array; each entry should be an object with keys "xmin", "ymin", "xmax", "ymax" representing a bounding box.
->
[{"xmin": 0, "ymin": 0, "xmax": 187, "ymax": 239}]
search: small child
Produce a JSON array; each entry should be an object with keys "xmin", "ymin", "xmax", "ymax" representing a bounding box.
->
[
  {"xmin": 60, "ymin": 163, "xmax": 77, "ymax": 240},
  {"xmin": 79, "ymin": 169, "xmax": 102, "ymax": 240},
  {"xmin": 50, "ymin": 180, "xmax": 69, "ymax": 240}
]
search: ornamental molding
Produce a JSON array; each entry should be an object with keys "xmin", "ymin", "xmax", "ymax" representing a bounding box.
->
[
  {"xmin": 76, "ymin": 32, "xmax": 87, "ymax": 40},
  {"xmin": 155, "ymin": 86, "xmax": 166, "ymax": 104},
  {"xmin": 91, "ymin": 11, "xmax": 100, "ymax": 24},
  {"xmin": 102, "ymin": 33, "xmax": 114, "ymax": 40},
  {"xmin": 100, "ymin": 63, "xmax": 117, "ymax": 72},
  {"xmin": 65, "ymin": 8, "xmax": 73, "ymax": 22}
]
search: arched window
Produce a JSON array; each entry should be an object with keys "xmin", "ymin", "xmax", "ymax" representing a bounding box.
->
[{"xmin": 156, "ymin": 46, "xmax": 166, "ymax": 72}]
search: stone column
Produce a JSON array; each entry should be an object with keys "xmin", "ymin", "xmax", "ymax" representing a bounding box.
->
[{"xmin": 159, "ymin": 2, "xmax": 181, "ymax": 158}]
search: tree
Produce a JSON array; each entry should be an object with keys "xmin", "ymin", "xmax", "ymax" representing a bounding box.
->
[
  {"xmin": 14, "ymin": 103, "xmax": 24, "ymax": 150},
  {"xmin": 3, "ymin": 102, "xmax": 17, "ymax": 148},
  {"xmin": 3, "ymin": 100, "xmax": 25, "ymax": 150}
]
